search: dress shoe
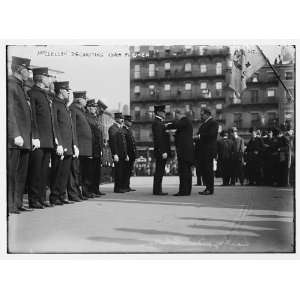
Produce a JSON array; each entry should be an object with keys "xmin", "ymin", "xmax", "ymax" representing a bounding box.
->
[
  {"xmin": 82, "ymin": 192, "xmax": 94, "ymax": 198},
  {"xmin": 60, "ymin": 199, "xmax": 71, "ymax": 204},
  {"xmin": 18, "ymin": 207, "xmax": 31, "ymax": 212},
  {"xmin": 114, "ymin": 189, "xmax": 126, "ymax": 193},
  {"xmin": 153, "ymin": 192, "xmax": 168, "ymax": 196},
  {"xmin": 94, "ymin": 191, "xmax": 106, "ymax": 196},
  {"xmin": 11, "ymin": 210, "xmax": 20, "ymax": 214},
  {"xmin": 41, "ymin": 202, "xmax": 52, "ymax": 207},
  {"xmin": 29, "ymin": 203, "xmax": 44, "ymax": 209},
  {"xmin": 199, "ymin": 190, "xmax": 213, "ymax": 195},
  {"xmin": 69, "ymin": 198, "xmax": 82, "ymax": 202},
  {"xmin": 128, "ymin": 188, "xmax": 136, "ymax": 192},
  {"xmin": 173, "ymin": 193, "xmax": 189, "ymax": 196},
  {"xmin": 80, "ymin": 195, "xmax": 88, "ymax": 200}
]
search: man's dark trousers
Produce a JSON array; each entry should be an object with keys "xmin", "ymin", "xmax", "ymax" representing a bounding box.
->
[
  {"xmin": 178, "ymin": 158, "xmax": 192, "ymax": 195},
  {"xmin": 67, "ymin": 157, "xmax": 82, "ymax": 201},
  {"xmin": 50, "ymin": 154, "xmax": 72, "ymax": 202},
  {"xmin": 124, "ymin": 160, "xmax": 134, "ymax": 189},
  {"xmin": 200, "ymin": 151, "xmax": 215, "ymax": 193},
  {"xmin": 114, "ymin": 160, "xmax": 126, "ymax": 192},
  {"xmin": 28, "ymin": 148, "xmax": 52, "ymax": 205},
  {"xmin": 153, "ymin": 157, "xmax": 166, "ymax": 194}
]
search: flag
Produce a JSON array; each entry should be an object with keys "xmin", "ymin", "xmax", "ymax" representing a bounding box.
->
[
  {"xmin": 229, "ymin": 45, "xmax": 267, "ymax": 97},
  {"xmin": 281, "ymin": 45, "xmax": 295, "ymax": 64}
]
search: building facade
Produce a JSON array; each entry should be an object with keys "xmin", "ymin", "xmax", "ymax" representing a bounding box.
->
[{"xmin": 129, "ymin": 45, "xmax": 232, "ymax": 157}]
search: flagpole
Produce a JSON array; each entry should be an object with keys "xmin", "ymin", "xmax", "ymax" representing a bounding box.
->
[{"xmin": 256, "ymin": 45, "xmax": 294, "ymax": 102}]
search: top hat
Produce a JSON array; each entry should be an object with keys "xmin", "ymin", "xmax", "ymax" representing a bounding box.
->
[
  {"xmin": 154, "ymin": 105, "xmax": 166, "ymax": 113},
  {"xmin": 114, "ymin": 112, "xmax": 123, "ymax": 119}
]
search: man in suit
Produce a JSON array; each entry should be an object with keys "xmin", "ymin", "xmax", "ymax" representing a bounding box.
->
[
  {"xmin": 152, "ymin": 105, "xmax": 171, "ymax": 195},
  {"xmin": 49, "ymin": 81, "xmax": 79, "ymax": 205},
  {"xmin": 7, "ymin": 56, "xmax": 37, "ymax": 214},
  {"xmin": 27, "ymin": 67, "xmax": 57, "ymax": 208},
  {"xmin": 69, "ymin": 91, "xmax": 93, "ymax": 199},
  {"xmin": 85, "ymin": 99, "xmax": 106, "ymax": 196},
  {"xmin": 196, "ymin": 108, "xmax": 219, "ymax": 195},
  {"xmin": 108, "ymin": 113, "xmax": 129, "ymax": 193},
  {"xmin": 166, "ymin": 108, "xmax": 194, "ymax": 196},
  {"xmin": 122, "ymin": 115, "xmax": 137, "ymax": 192}
]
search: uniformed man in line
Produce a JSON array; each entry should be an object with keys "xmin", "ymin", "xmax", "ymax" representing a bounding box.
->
[
  {"xmin": 69, "ymin": 91, "xmax": 93, "ymax": 199},
  {"xmin": 152, "ymin": 105, "xmax": 171, "ymax": 196},
  {"xmin": 85, "ymin": 99, "xmax": 106, "ymax": 196},
  {"xmin": 262, "ymin": 128, "xmax": 276, "ymax": 186},
  {"xmin": 122, "ymin": 115, "xmax": 137, "ymax": 192},
  {"xmin": 245, "ymin": 128, "xmax": 264, "ymax": 185},
  {"xmin": 7, "ymin": 56, "xmax": 37, "ymax": 214},
  {"xmin": 217, "ymin": 130, "xmax": 234, "ymax": 186},
  {"xmin": 229, "ymin": 127, "xmax": 245, "ymax": 185},
  {"xmin": 27, "ymin": 67, "xmax": 57, "ymax": 208},
  {"xmin": 108, "ymin": 113, "xmax": 129, "ymax": 193},
  {"xmin": 165, "ymin": 108, "xmax": 194, "ymax": 196},
  {"xmin": 49, "ymin": 81, "xmax": 79, "ymax": 205}
]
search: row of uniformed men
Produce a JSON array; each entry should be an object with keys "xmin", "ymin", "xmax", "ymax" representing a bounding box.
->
[{"xmin": 7, "ymin": 56, "xmax": 134, "ymax": 215}]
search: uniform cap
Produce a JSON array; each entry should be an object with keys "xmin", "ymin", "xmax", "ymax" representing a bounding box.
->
[
  {"xmin": 11, "ymin": 56, "xmax": 31, "ymax": 69},
  {"xmin": 73, "ymin": 91, "xmax": 87, "ymax": 99}
]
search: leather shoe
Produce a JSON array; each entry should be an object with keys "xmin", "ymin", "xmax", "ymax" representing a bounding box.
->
[
  {"xmin": 18, "ymin": 207, "xmax": 31, "ymax": 212},
  {"xmin": 153, "ymin": 192, "xmax": 168, "ymax": 196},
  {"xmin": 60, "ymin": 199, "xmax": 71, "ymax": 204},
  {"xmin": 94, "ymin": 191, "xmax": 106, "ymax": 196},
  {"xmin": 70, "ymin": 198, "xmax": 82, "ymax": 202},
  {"xmin": 11, "ymin": 209, "xmax": 20, "ymax": 214},
  {"xmin": 80, "ymin": 195, "xmax": 88, "ymax": 200},
  {"xmin": 50, "ymin": 200, "xmax": 63, "ymax": 206},
  {"xmin": 128, "ymin": 188, "xmax": 136, "ymax": 192},
  {"xmin": 114, "ymin": 189, "xmax": 126, "ymax": 193},
  {"xmin": 29, "ymin": 203, "xmax": 44, "ymax": 209},
  {"xmin": 173, "ymin": 193, "xmax": 187, "ymax": 196},
  {"xmin": 199, "ymin": 190, "xmax": 213, "ymax": 195},
  {"xmin": 42, "ymin": 202, "xmax": 52, "ymax": 207}
]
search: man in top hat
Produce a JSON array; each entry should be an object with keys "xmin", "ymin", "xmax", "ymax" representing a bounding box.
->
[
  {"xmin": 165, "ymin": 108, "xmax": 194, "ymax": 196},
  {"xmin": 27, "ymin": 67, "xmax": 58, "ymax": 208},
  {"xmin": 49, "ymin": 81, "xmax": 79, "ymax": 205},
  {"xmin": 122, "ymin": 115, "xmax": 137, "ymax": 192},
  {"xmin": 152, "ymin": 105, "xmax": 171, "ymax": 195},
  {"xmin": 195, "ymin": 108, "xmax": 219, "ymax": 195},
  {"xmin": 69, "ymin": 91, "xmax": 93, "ymax": 199},
  {"xmin": 7, "ymin": 56, "xmax": 38, "ymax": 214},
  {"xmin": 108, "ymin": 112, "xmax": 129, "ymax": 193},
  {"xmin": 85, "ymin": 99, "xmax": 106, "ymax": 196}
]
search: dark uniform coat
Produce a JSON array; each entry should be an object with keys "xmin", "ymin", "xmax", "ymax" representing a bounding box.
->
[
  {"xmin": 7, "ymin": 76, "xmax": 36, "ymax": 149},
  {"xmin": 28, "ymin": 85, "xmax": 56, "ymax": 149},
  {"xmin": 152, "ymin": 116, "xmax": 171, "ymax": 159},
  {"xmin": 122, "ymin": 126, "xmax": 137, "ymax": 161},
  {"xmin": 166, "ymin": 116, "xmax": 194, "ymax": 163},
  {"xmin": 108, "ymin": 123, "xmax": 128, "ymax": 160},
  {"xmin": 85, "ymin": 111, "xmax": 103, "ymax": 158},
  {"xmin": 69, "ymin": 103, "xmax": 92, "ymax": 157},
  {"xmin": 52, "ymin": 97, "xmax": 77, "ymax": 156}
]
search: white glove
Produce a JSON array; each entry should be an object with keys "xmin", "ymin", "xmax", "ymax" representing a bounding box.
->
[
  {"xmin": 14, "ymin": 136, "xmax": 24, "ymax": 147},
  {"xmin": 32, "ymin": 138, "xmax": 40, "ymax": 150},
  {"xmin": 73, "ymin": 145, "xmax": 79, "ymax": 158},
  {"xmin": 56, "ymin": 145, "xmax": 64, "ymax": 156},
  {"xmin": 114, "ymin": 154, "xmax": 119, "ymax": 162},
  {"xmin": 125, "ymin": 155, "xmax": 129, "ymax": 161},
  {"xmin": 55, "ymin": 138, "xmax": 59, "ymax": 145},
  {"xmin": 162, "ymin": 152, "xmax": 168, "ymax": 159}
]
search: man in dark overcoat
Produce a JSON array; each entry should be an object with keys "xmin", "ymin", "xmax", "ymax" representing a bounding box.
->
[
  {"xmin": 49, "ymin": 81, "xmax": 79, "ymax": 204},
  {"xmin": 69, "ymin": 91, "xmax": 93, "ymax": 199},
  {"xmin": 166, "ymin": 108, "xmax": 194, "ymax": 196},
  {"xmin": 7, "ymin": 56, "xmax": 37, "ymax": 213},
  {"xmin": 27, "ymin": 67, "xmax": 57, "ymax": 208},
  {"xmin": 85, "ymin": 99, "xmax": 105, "ymax": 196},
  {"xmin": 196, "ymin": 108, "xmax": 219, "ymax": 195},
  {"xmin": 122, "ymin": 115, "xmax": 137, "ymax": 192},
  {"xmin": 152, "ymin": 105, "xmax": 171, "ymax": 195},
  {"xmin": 108, "ymin": 112, "xmax": 129, "ymax": 193}
]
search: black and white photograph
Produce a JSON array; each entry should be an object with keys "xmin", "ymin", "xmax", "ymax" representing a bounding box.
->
[{"xmin": 6, "ymin": 44, "xmax": 295, "ymax": 253}]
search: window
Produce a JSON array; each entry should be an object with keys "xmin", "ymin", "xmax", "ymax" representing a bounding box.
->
[
  {"xmin": 134, "ymin": 106, "xmax": 141, "ymax": 120},
  {"xmin": 185, "ymin": 63, "xmax": 192, "ymax": 72},
  {"xmin": 199, "ymin": 46, "xmax": 205, "ymax": 55},
  {"xmin": 134, "ymin": 65, "xmax": 140, "ymax": 79},
  {"xmin": 285, "ymin": 72, "xmax": 293, "ymax": 80},
  {"xmin": 201, "ymin": 104, "xmax": 206, "ymax": 108},
  {"xmin": 164, "ymin": 62, "xmax": 171, "ymax": 70},
  {"xmin": 134, "ymin": 85, "xmax": 140, "ymax": 94},
  {"xmin": 267, "ymin": 112, "xmax": 277, "ymax": 126},
  {"xmin": 185, "ymin": 83, "xmax": 192, "ymax": 90},
  {"xmin": 234, "ymin": 113, "xmax": 242, "ymax": 128},
  {"xmin": 200, "ymin": 64, "xmax": 207, "ymax": 73},
  {"xmin": 216, "ymin": 103, "xmax": 223, "ymax": 110},
  {"xmin": 250, "ymin": 90, "xmax": 259, "ymax": 103},
  {"xmin": 185, "ymin": 104, "xmax": 190, "ymax": 112},
  {"xmin": 251, "ymin": 113, "xmax": 261, "ymax": 127},
  {"xmin": 216, "ymin": 82, "xmax": 222, "ymax": 90},
  {"xmin": 149, "ymin": 106, "xmax": 154, "ymax": 112},
  {"xmin": 165, "ymin": 105, "xmax": 171, "ymax": 113},
  {"xmin": 200, "ymin": 82, "xmax": 207, "ymax": 90},
  {"xmin": 149, "ymin": 84, "xmax": 155, "ymax": 95},
  {"xmin": 134, "ymin": 127, "xmax": 141, "ymax": 140},
  {"xmin": 149, "ymin": 64, "xmax": 155, "ymax": 77},
  {"xmin": 216, "ymin": 62, "xmax": 222, "ymax": 75},
  {"xmin": 285, "ymin": 88, "xmax": 294, "ymax": 99},
  {"xmin": 267, "ymin": 88, "xmax": 275, "ymax": 97},
  {"xmin": 164, "ymin": 83, "xmax": 171, "ymax": 91}
]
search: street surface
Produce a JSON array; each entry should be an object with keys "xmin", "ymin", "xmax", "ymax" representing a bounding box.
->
[{"xmin": 8, "ymin": 177, "xmax": 294, "ymax": 253}]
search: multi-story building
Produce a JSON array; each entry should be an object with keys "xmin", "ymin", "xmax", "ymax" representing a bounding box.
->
[
  {"xmin": 223, "ymin": 61, "xmax": 295, "ymax": 138},
  {"xmin": 129, "ymin": 45, "xmax": 232, "ymax": 157}
]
